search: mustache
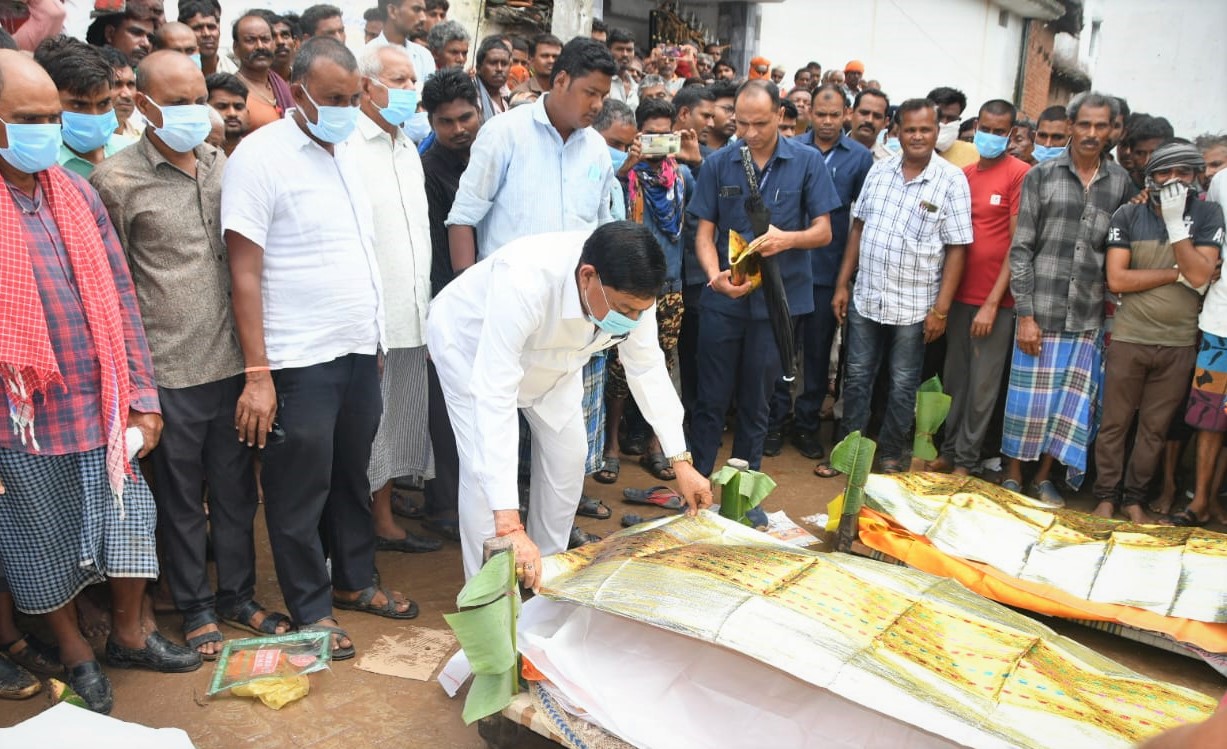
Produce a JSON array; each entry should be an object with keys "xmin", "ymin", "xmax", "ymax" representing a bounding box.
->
[{"xmin": 247, "ymin": 50, "xmax": 272, "ymax": 60}]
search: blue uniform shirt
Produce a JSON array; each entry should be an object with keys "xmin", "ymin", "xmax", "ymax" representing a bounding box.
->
[
  {"xmin": 689, "ymin": 136, "xmax": 841, "ymax": 320},
  {"xmin": 794, "ymin": 131, "xmax": 874, "ymax": 287}
]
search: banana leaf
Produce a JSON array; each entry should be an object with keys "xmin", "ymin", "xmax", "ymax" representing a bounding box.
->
[
  {"xmin": 442, "ymin": 549, "xmax": 520, "ymax": 724},
  {"xmin": 829, "ymin": 431, "xmax": 876, "ymax": 552},
  {"xmin": 913, "ymin": 375, "xmax": 952, "ymax": 462},
  {"xmin": 711, "ymin": 460, "xmax": 777, "ymax": 526}
]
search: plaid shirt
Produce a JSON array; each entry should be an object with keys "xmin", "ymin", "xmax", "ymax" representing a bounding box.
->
[
  {"xmin": 851, "ymin": 153, "xmax": 973, "ymax": 325},
  {"xmin": 1009, "ymin": 151, "xmax": 1133, "ymax": 332},
  {"xmin": 1, "ymin": 169, "xmax": 158, "ymax": 457}
]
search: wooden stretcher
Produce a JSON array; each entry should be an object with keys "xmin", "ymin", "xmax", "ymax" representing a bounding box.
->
[{"xmin": 478, "ymin": 682, "xmax": 634, "ymax": 749}]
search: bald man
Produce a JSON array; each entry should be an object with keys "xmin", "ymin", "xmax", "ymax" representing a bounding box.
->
[
  {"xmin": 0, "ymin": 50, "xmax": 199, "ymax": 715},
  {"xmin": 153, "ymin": 21, "xmax": 199, "ymax": 59},
  {"xmin": 92, "ymin": 50, "xmax": 290, "ymax": 663}
]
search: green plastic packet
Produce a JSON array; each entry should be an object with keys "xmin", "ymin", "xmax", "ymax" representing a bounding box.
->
[{"xmin": 207, "ymin": 630, "xmax": 333, "ymax": 696}]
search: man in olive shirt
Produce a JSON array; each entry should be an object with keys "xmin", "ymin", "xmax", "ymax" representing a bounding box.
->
[{"xmin": 91, "ymin": 50, "xmax": 288, "ymax": 660}]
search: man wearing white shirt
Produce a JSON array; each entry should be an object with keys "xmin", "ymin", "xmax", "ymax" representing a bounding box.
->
[
  {"xmin": 446, "ymin": 36, "xmax": 618, "ymax": 269},
  {"xmin": 349, "ymin": 43, "xmax": 442, "ymax": 554},
  {"xmin": 222, "ymin": 38, "xmax": 416, "ymax": 661},
  {"xmin": 368, "ymin": 0, "xmax": 434, "ymax": 89},
  {"xmin": 427, "ymin": 224, "xmax": 713, "ymax": 585},
  {"xmin": 605, "ymin": 27, "xmax": 637, "ymax": 112}
]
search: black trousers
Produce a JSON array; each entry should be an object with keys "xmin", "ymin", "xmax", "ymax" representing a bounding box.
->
[
  {"xmin": 262, "ymin": 354, "xmax": 381, "ymax": 625},
  {"xmin": 151, "ymin": 375, "xmax": 257, "ymax": 619},
  {"xmin": 424, "ymin": 359, "xmax": 459, "ymax": 520}
]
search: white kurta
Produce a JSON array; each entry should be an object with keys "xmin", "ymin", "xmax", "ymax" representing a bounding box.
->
[{"xmin": 426, "ymin": 230, "xmax": 687, "ymax": 575}]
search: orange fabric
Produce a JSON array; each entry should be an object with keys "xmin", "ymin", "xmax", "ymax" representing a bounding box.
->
[
  {"xmin": 748, "ymin": 56, "xmax": 771, "ymax": 80},
  {"xmin": 521, "ymin": 656, "xmax": 546, "ymax": 682},
  {"xmin": 857, "ymin": 507, "xmax": 1227, "ymax": 654},
  {"xmin": 244, "ymin": 94, "xmax": 283, "ymax": 132}
]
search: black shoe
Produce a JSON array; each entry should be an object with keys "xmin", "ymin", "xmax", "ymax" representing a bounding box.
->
[
  {"xmin": 106, "ymin": 631, "xmax": 202, "ymax": 673},
  {"xmin": 375, "ymin": 532, "xmax": 443, "ymax": 553},
  {"xmin": 421, "ymin": 516, "xmax": 462, "ymax": 542},
  {"xmin": 0, "ymin": 654, "xmax": 39, "ymax": 701},
  {"xmin": 763, "ymin": 431, "xmax": 784, "ymax": 457},
  {"xmin": 791, "ymin": 430, "xmax": 826, "ymax": 460},
  {"xmin": 67, "ymin": 660, "xmax": 113, "ymax": 714},
  {"xmin": 568, "ymin": 525, "xmax": 601, "ymax": 549}
]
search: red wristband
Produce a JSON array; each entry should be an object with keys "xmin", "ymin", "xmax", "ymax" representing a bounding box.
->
[{"xmin": 496, "ymin": 524, "xmax": 524, "ymax": 538}]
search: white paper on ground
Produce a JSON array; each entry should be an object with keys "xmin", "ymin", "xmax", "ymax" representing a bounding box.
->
[
  {"xmin": 437, "ymin": 648, "xmax": 472, "ymax": 698},
  {"xmin": 0, "ymin": 702, "xmax": 196, "ymax": 748},
  {"xmin": 517, "ymin": 597, "xmax": 965, "ymax": 749},
  {"xmin": 765, "ymin": 510, "xmax": 820, "ymax": 546}
]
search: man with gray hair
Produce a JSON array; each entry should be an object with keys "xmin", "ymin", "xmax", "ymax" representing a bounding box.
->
[
  {"xmin": 348, "ymin": 43, "xmax": 440, "ymax": 554},
  {"xmin": 637, "ymin": 73, "xmax": 668, "ymax": 102},
  {"xmin": 1001, "ymin": 92, "xmax": 1133, "ymax": 506},
  {"xmin": 222, "ymin": 38, "xmax": 418, "ymax": 661},
  {"xmin": 427, "ymin": 19, "xmax": 468, "ymax": 71}
]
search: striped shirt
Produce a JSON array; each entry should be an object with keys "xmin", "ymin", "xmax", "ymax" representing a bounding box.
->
[
  {"xmin": 1008, "ymin": 151, "xmax": 1133, "ymax": 332},
  {"xmin": 445, "ymin": 93, "xmax": 614, "ymax": 258},
  {"xmin": 851, "ymin": 153, "xmax": 973, "ymax": 326}
]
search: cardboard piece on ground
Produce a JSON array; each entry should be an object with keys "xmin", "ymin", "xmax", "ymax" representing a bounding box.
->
[{"xmin": 354, "ymin": 626, "xmax": 458, "ymax": 681}]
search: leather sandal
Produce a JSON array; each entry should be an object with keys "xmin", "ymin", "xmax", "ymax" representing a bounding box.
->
[
  {"xmin": 1, "ymin": 633, "xmax": 63, "ymax": 675},
  {"xmin": 106, "ymin": 631, "xmax": 202, "ymax": 673},
  {"xmin": 333, "ymin": 585, "xmax": 419, "ymax": 620},
  {"xmin": 0, "ymin": 654, "xmax": 40, "ymax": 701},
  {"xmin": 66, "ymin": 660, "xmax": 113, "ymax": 714},
  {"xmin": 218, "ymin": 599, "xmax": 292, "ymax": 636}
]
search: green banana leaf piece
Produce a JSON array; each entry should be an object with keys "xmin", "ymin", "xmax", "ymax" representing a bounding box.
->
[
  {"xmin": 913, "ymin": 375, "xmax": 952, "ymax": 461},
  {"xmin": 443, "ymin": 549, "xmax": 520, "ymax": 724},
  {"xmin": 710, "ymin": 463, "xmax": 777, "ymax": 526},
  {"xmin": 829, "ymin": 431, "xmax": 876, "ymax": 518}
]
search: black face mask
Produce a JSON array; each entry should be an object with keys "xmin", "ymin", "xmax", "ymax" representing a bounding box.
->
[{"xmin": 1144, "ymin": 177, "xmax": 1198, "ymax": 210}]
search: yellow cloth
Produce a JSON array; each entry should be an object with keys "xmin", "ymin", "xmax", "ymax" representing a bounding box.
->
[
  {"xmin": 540, "ymin": 512, "xmax": 1216, "ymax": 748},
  {"xmin": 939, "ymin": 139, "xmax": 980, "ymax": 168}
]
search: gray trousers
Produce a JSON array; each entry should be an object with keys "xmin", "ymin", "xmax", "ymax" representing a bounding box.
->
[{"xmin": 940, "ymin": 302, "xmax": 1015, "ymax": 470}]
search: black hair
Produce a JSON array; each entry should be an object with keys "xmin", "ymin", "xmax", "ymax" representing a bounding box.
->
[
  {"xmin": 549, "ymin": 36, "xmax": 616, "ymax": 87},
  {"xmin": 425, "ymin": 0, "xmax": 449, "ymax": 10},
  {"xmin": 511, "ymin": 36, "xmax": 529, "ymax": 53},
  {"xmin": 978, "ymin": 98, "xmax": 1017, "ymax": 125},
  {"xmin": 793, "ymin": 68, "xmax": 810, "ymax": 82},
  {"xmin": 300, "ymin": 4, "xmax": 342, "ymax": 36},
  {"xmin": 1037, "ymin": 104, "xmax": 1067, "ymax": 124},
  {"xmin": 85, "ymin": 13, "xmax": 124, "ymax": 47},
  {"xmin": 529, "ymin": 32, "xmax": 562, "ymax": 56},
  {"xmin": 231, "ymin": 11, "xmax": 271, "ymax": 43},
  {"xmin": 853, "ymin": 87, "xmax": 888, "ymax": 111},
  {"xmin": 290, "ymin": 36, "xmax": 357, "ymax": 83},
  {"xmin": 0, "ymin": 28, "xmax": 15, "ymax": 51},
  {"xmin": 34, "ymin": 36, "xmax": 115, "ymax": 96},
  {"xmin": 206, "ymin": 71, "xmax": 248, "ymax": 98},
  {"xmin": 591, "ymin": 18, "xmax": 607, "ymax": 34},
  {"xmin": 671, "ymin": 84, "xmax": 714, "ymax": 113},
  {"xmin": 713, "ymin": 58, "xmax": 735, "ymax": 75},
  {"xmin": 925, "ymin": 86, "xmax": 966, "ymax": 114},
  {"xmin": 475, "ymin": 35, "xmax": 510, "ymax": 66},
  {"xmin": 177, "ymin": 0, "xmax": 218, "ymax": 23},
  {"xmin": 420, "ymin": 66, "xmax": 478, "ymax": 116},
  {"xmin": 581, "ymin": 221, "xmax": 666, "ymax": 299},
  {"xmin": 1014, "ymin": 117, "xmax": 1035, "ymax": 136},
  {"xmin": 1114, "ymin": 96, "xmax": 1130, "ymax": 121},
  {"xmin": 277, "ymin": 11, "xmax": 302, "ymax": 38},
  {"xmin": 606, "ymin": 27, "xmax": 634, "ymax": 48},
  {"xmin": 780, "ymin": 98, "xmax": 798, "ymax": 119},
  {"xmin": 1123, "ymin": 115, "xmax": 1175, "ymax": 148},
  {"xmin": 735, "ymin": 78, "xmax": 780, "ymax": 108},
  {"xmin": 958, "ymin": 118, "xmax": 977, "ymax": 135},
  {"xmin": 635, "ymin": 96, "xmax": 674, "ymax": 129},
  {"xmin": 894, "ymin": 97, "xmax": 938, "ymax": 126},
  {"xmin": 811, "ymin": 82, "xmax": 848, "ymax": 108},
  {"xmin": 363, "ymin": 7, "xmax": 383, "ymax": 22},
  {"xmin": 709, "ymin": 79, "xmax": 737, "ymax": 102}
]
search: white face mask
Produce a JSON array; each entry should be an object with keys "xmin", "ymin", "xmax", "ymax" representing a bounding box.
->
[{"xmin": 935, "ymin": 120, "xmax": 960, "ymax": 152}]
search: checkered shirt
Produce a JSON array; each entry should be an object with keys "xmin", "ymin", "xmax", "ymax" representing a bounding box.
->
[{"xmin": 851, "ymin": 153, "xmax": 973, "ymax": 325}]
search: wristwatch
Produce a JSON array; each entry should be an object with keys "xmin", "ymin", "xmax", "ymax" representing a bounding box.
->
[{"xmin": 668, "ymin": 451, "xmax": 693, "ymax": 465}]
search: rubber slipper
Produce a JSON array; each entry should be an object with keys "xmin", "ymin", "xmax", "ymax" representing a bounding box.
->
[
  {"xmin": 1000, "ymin": 478, "xmax": 1023, "ymax": 493},
  {"xmin": 621, "ymin": 513, "xmax": 667, "ymax": 528},
  {"xmin": 1169, "ymin": 509, "xmax": 1208, "ymax": 527},
  {"xmin": 333, "ymin": 585, "xmax": 419, "ymax": 620},
  {"xmin": 390, "ymin": 490, "xmax": 424, "ymax": 519},
  {"xmin": 568, "ymin": 526, "xmax": 601, "ymax": 549},
  {"xmin": 639, "ymin": 452, "xmax": 675, "ymax": 481},
  {"xmin": 300, "ymin": 621, "xmax": 355, "ymax": 661},
  {"xmin": 622, "ymin": 485, "xmax": 684, "ymax": 510},
  {"xmin": 575, "ymin": 495, "xmax": 612, "ymax": 519},
  {"xmin": 813, "ymin": 463, "xmax": 841, "ymax": 479},
  {"xmin": 593, "ymin": 457, "xmax": 620, "ymax": 484},
  {"xmin": 1030, "ymin": 480, "xmax": 1066, "ymax": 508},
  {"xmin": 1, "ymin": 633, "xmax": 62, "ymax": 676}
]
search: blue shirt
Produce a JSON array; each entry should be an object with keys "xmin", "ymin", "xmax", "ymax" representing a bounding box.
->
[
  {"xmin": 689, "ymin": 136, "xmax": 841, "ymax": 320},
  {"xmin": 793, "ymin": 131, "xmax": 874, "ymax": 286}
]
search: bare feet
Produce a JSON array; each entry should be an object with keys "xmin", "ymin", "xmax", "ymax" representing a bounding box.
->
[
  {"xmin": 927, "ymin": 456, "xmax": 953, "ymax": 473},
  {"xmin": 1091, "ymin": 501, "xmax": 1116, "ymax": 519},
  {"xmin": 1123, "ymin": 504, "xmax": 1169, "ymax": 525},
  {"xmin": 1151, "ymin": 485, "xmax": 1178, "ymax": 516},
  {"xmin": 75, "ymin": 588, "xmax": 112, "ymax": 639},
  {"xmin": 952, "ymin": 466, "xmax": 971, "ymax": 477},
  {"xmin": 184, "ymin": 622, "xmax": 223, "ymax": 658}
]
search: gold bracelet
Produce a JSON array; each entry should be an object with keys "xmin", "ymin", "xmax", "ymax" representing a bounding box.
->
[{"xmin": 929, "ymin": 307, "xmax": 948, "ymax": 321}]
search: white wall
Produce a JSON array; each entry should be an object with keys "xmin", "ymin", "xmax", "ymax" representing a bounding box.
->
[
  {"xmin": 759, "ymin": 0, "xmax": 1025, "ymax": 113},
  {"xmin": 1089, "ymin": 0, "xmax": 1227, "ymax": 138}
]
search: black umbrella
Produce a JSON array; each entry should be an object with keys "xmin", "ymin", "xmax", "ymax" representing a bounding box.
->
[{"xmin": 742, "ymin": 178, "xmax": 796, "ymax": 382}]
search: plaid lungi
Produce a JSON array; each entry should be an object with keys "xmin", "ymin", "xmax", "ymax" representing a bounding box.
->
[
  {"xmin": 1002, "ymin": 329, "xmax": 1103, "ymax": 488},
  {"xmin": 0, "ymin": 446, "xmax": 158, "ymax": 614},
  {"xmin": 581, "ymin": 353, "xmax": 607, "ymax": 475}
]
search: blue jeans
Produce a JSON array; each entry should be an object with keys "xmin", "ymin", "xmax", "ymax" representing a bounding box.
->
[{"xmin": 836, "ymin": 302, "xmax": 925, "ymax": 462}]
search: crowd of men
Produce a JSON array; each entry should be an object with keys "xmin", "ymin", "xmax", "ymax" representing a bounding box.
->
[{"xmin": 0, "ymin": 0, "xmax": 1225, "ymax": 721}]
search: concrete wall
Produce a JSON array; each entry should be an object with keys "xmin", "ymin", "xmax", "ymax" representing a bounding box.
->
[
  {"xmin": 758, "ymin": 0, "xmax": 1026, "ymax": 114},
  {"xmin": 1088, "ymin": 0, "xmax": 1227, "ymax": 138}
]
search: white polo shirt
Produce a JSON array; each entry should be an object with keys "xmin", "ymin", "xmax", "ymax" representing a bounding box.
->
[
  {"xmin": 221, "ymin": 116, "xmax": 384, "ymax": 369},
  {"xmin": 426, "ymin": 230, "xmax": 686, "ymax": 512}
]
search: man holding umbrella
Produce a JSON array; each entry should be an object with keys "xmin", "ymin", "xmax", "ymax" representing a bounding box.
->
[{"xmin": 690, "ymin": 79, "xmax": 839, "ymax": 511}]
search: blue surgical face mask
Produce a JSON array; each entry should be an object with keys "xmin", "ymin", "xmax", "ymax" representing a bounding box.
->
[
  {"xmin": 608, "ymin": 146, "xmax": 628, "ymax": 171},
  {"xmin": 190, "ymin": 53, "xmax": 202, "ymax": 68},
  {"xmin": 973, "ymin": 130, "xmax": 1009, "ymax": 159},
  {"xmin": 370, "ymin": 79, "xmax": 418, "ymax": 127},
  {"xmin": 0, "ymin": 118, "xmax": 62, "ymax": 173},
  {"xmin": 884, "ymin": 136, "xmax": 901, "ymax": 154},
  {"xmin": 585, "ymin": 274, "xmax": 640, "ymax": 336},
  {"xmin": 61, "ymin": 110, "xmax": 118, "ymax": 153},
  {"xmin": 301, "ymin": 86, "xmax": 359, "ymax": 144},
  {"xmin": 1032, "ymin": 143, "xmax": 1066, "ymax": 162},
  {"xmin": 146, "ymin": 98, "xmax": 212, "ymax": 153}
]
